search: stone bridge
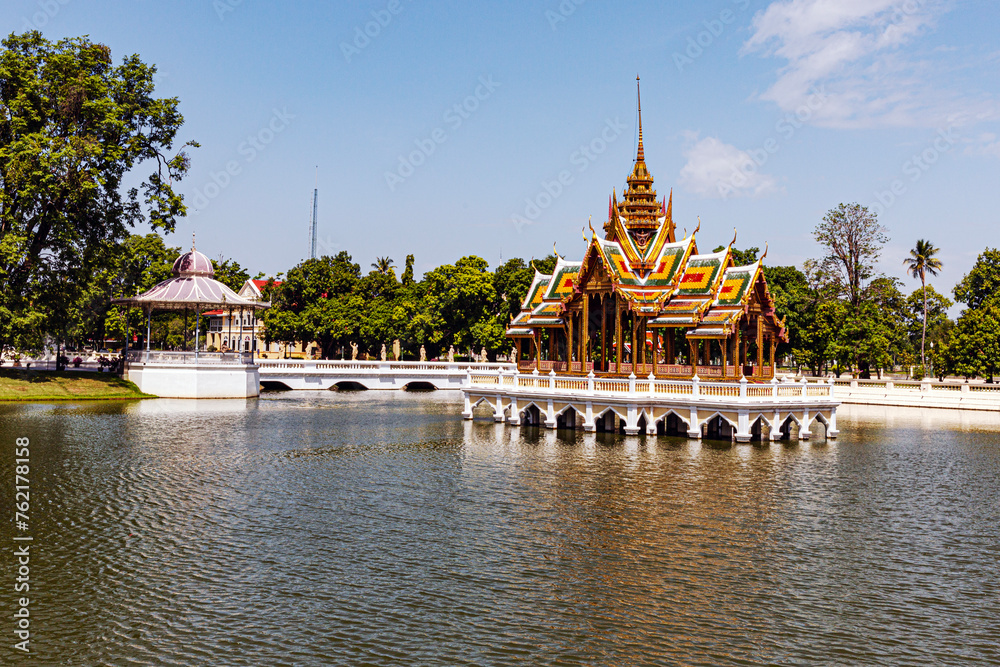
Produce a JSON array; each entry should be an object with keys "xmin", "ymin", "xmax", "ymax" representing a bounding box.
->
[{"xmin": 256, "ymin": 359, "xmax": 514, "ymax": 391}]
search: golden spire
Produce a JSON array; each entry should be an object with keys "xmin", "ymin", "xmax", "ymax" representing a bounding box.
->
[
  {"xmin": 622, "ymin": 75, "xmax": 658, "ymax": 247},
  {"xmin": 636, "ymin": 75, "xmax": 644, "ymax": 164}
]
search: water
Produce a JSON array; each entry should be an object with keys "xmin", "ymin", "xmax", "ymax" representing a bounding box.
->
[{"xmin": 1, "ymin": 393, "xmax": 998, "ymax": 666}]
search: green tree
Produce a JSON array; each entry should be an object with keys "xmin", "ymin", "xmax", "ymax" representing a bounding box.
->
[
  {"xmin": 401, "ymin": 254, "xmax": 415, "ymax": 286},
  {"xmin": 953, "ymin": 248, "xmax": 1000, "ymax": 311},
  {"xmin": 943, "ymin": 302, "xmax": 1000, "ymax": 381},
  {"xmin": 493, "ymin": 258, "xmax": 534, "ymax": 322},
  {"xmin": 371, "ymin": 256, "xmax": 395, "ymax": 275},
  {"xmin": 414, "ymin": 256, "xmax": 502, "ymax": 356},
  {"xmin": 212, "ymin": 257, "xmax": 251, "ymax": 292},
  {"xmin": 263, "ymin": 252, "xmax": 361, "ymax": 359},
  {"xmin": 0, "ymin": 32, "xmax": 196, "ymax": 351},
  {"xmin": 713, "ymin": 245, "xmax": 760, "ymax": 266},
  {"xmin": 763, "ymin": 264, "xmax": 811, "ymax": 365},
  {"xmin": 903, "ymin": 239, "xmax": 943, "ymax": 367},
  {"xmin": 905, "ymin": 285, "xmax": 952, "ymax": 364},
  {"xmin": 813, "ymin": 203, "xmax": 889, "ymax": 309},
  {"xmin": 947, "ymin": 248, "xmax": 1000, "ymax": 380}
]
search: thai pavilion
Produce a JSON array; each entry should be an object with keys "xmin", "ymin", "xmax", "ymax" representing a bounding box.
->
[{"xmin": 506, "ymin": 101, "xmax": 787, "ymax": 383}]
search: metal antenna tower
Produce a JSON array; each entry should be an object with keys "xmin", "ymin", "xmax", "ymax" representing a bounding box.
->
[{"xmin": 309, "ymin": 167, "xmax": 318, "ymax": 259}]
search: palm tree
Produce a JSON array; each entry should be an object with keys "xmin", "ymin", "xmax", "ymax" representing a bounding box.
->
[
  {"xmin": 904, "ymin": 239, "xmax": 943, "ymax": 368},
  {"xmin": 372, "ymin": 257, "xmax": 395, "ymax": 275}
]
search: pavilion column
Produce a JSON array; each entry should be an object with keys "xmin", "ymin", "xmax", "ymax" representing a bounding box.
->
[
  {"xmin": 770, "ymin": 338, "xmax": 777, "ymax": 376},
  {"xmin": 739, "ymin": 328, "xmax": 746, "ymax": 373},
  {"xmin": 145, "ymin": 307, "xmax": 152, "ymax": 363},
  {"xmin": 631, "ymin": 315, "xmax": 637, "ymax": 369},
  {"xmin": 651, "ymin": 328, "xmax": 658, "ymax": 377},
  {"xmin": 614, "ymin": 297, "xmax": 622, "ymax": 374},
  {"xmin": 567, "ymin": 313, "xmax": 574, "ymax": 364},
  {"xmin": 689, "ymin": 340, "xmax": 698, "ymax": 377},
  {"xmin": 581, "ymin": 294, "xmax": 589, "ymax": 371},
  {"xmin": 756, "ymin": 318, "xmax": 764, "ymax": 376},
  {"xmin": 195, "ymin": 305, "xmax": 201, "ymax": 362},
  {"xmin": 534, "ymin": 331, "xmax": 541, "ymax": 369},
  {"xmin": 721, "ymin": 337, "xmax": 728, "ymax": 378},
  {"xmin": 599, "ymin": 295, "xmax": 606, "ymax": 372},
  {"xmin": 637, "ymin": 318, "xmax": 645, "ymax": 368}
]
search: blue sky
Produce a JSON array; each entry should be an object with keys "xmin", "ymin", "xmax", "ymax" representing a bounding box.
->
[{"xmin": 5, "ymin": 0, "xmax": 1000, "ymax": 303}]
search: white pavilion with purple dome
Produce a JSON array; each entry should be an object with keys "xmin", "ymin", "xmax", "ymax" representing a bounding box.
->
[{"xmin": 113, "ymin": 241, "xmax": 269, "ymax": 398}]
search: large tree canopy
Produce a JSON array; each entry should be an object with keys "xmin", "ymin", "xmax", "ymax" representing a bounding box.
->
[
  {"xmin": 0, "ymin": 31, "xmax": 196, "ymax": 348},
  {"xmin": 814, "ymin": 203, "xmax": 888, "ymax": 309}
]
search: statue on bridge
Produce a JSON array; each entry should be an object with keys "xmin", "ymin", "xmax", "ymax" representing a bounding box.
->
[
  {"xmin": 420, "ymin": 345, "xmax": 426, "ymax": 362},
  {"xmin": 380, "ymin": 343, "xmax": 387, "ymax": 361},
  {"xmin": 480, "ymin": 346, "xmax": 488, "ymax": 362},
  {"xmin": 350, "ymin": 342, "xmax": 358, "ymax": 361},
  {"xmin": 448, "ymin": 345, "xmax": 455, "ymax": 362},
  {"xmin": 392, "ymin": 339, "xmax": 401, "ymax": 361}
]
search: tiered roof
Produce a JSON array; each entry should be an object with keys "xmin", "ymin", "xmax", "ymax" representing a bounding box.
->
[{"xmin": 506, "ymin": 80, "xmax": 786, "ymax": 345}]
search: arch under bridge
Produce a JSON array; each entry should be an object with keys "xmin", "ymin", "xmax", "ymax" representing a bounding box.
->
[{"xmin": 256, "ymin": 359, "xmax": 514, "ymax": 391}]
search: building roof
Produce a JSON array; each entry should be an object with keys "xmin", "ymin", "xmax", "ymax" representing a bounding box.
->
[
  {"xmin": 505, "ymin": 98, "xmax": 786, "ymax": 344},
  {"xmin": 113, "ymin": 244, "xmax": 269, "ymax": 312}
]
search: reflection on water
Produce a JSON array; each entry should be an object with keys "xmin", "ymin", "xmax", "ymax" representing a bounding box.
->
[{"xmin": 1, "ymin": 394, "xmax": 998, "ymax": 666}]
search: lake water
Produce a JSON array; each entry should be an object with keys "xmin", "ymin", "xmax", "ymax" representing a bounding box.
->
[{"xmin": 2, "ymin": 392, "xmax": 998, "ymax": 666}]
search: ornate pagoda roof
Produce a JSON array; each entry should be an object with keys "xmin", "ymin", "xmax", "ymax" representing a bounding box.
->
[
  {"xmin": 505, "ymin": 87, "xmax": 786, "ymax": 344},
  {"xmin": 113, "ymin": 239, "xmax": 269, "ymax": 312}
]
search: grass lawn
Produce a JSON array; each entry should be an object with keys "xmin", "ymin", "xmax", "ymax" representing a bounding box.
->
[{"xmin": 0, "ymin": 368, "xmax": 152, "ymax": 401}]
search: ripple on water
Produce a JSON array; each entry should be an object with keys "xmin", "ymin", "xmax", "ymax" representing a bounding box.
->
[{"xmin": 0, "ymin": 397, "xmax": 997, "ymax": 665}]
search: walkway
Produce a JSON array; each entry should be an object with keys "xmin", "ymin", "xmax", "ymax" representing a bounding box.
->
[{"xmin": 257, "ymin": 359, "xmax": 514, "ymax": 391}]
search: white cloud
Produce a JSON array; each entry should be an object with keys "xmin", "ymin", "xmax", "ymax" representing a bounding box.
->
[
  {"xmin": 679, "ymin": 135, "xmax": 779, "ymax": 200},
  {"xmin": 743, "ymin": 0, "xmax": 973, "ymax": 128},
  {"xmin": 964, "ymin": 132, "xmax": 1000, "ymax": 158}
]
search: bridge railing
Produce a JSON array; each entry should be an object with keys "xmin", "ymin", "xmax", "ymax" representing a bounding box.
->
[
  {"xmin": 258, "ymin": 359, "xmax": 514, "ymax": 374},
  {"xmin": 127, "ymin": 350, "xmax": 253, "ymax": 365},
  {"xmin": 468, "ymin": 370, "xmax": 835, "ymax": 401},
  {"xmin": 810, "ymin": 376, "xmax": 1000, "ymax": 397}
]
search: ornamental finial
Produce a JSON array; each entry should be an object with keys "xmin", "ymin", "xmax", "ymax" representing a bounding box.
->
[
  {"xmin": 635, "ymin": 75, "xmax": 644, "ymax": 164},
  {"xmin": 192, "ymin": 231, "xmax": 196, "ymax": 251}
]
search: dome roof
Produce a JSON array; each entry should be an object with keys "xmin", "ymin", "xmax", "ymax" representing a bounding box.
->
[{"xmin": 172, "ymin": 248, "xmax": 214, "ymax": 277}]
